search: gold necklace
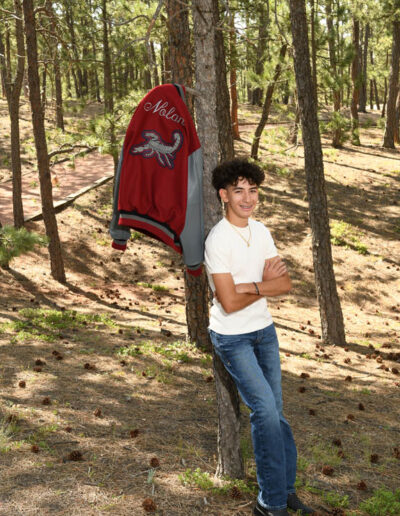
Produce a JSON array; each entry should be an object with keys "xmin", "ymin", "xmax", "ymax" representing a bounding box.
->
[{"xmin": 227, "ymin": 220, "xmax": 251, "ymax": 247}]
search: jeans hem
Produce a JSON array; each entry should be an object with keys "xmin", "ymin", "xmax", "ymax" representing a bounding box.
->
[{"xmin": 257, "ymin": 493, "xmax": 287, "ymax": 511}]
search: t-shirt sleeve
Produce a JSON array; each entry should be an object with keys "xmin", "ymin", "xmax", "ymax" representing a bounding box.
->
[
  {"xmin": 264, "ymin": 226, "xmax": 278, "ymax": 260},
  {"xmin": 204, "ymin": 232, "xmax": 231, "ymax": 274}
]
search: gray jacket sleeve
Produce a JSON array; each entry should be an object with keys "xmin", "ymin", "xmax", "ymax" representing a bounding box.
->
[{"xmin": 109, "ymin": 147, "xmax": 131, "ymax": 250}]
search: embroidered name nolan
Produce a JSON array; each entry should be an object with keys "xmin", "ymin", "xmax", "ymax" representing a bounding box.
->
[{"xmin": 143, "ymin": 99, "xmax": 185, "ymax": 126}]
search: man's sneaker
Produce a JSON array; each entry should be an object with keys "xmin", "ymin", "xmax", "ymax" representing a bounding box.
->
[
  {"xmin": 287, "ymin": 492, "xmax": 315, "ymax": 514},
  {"xmin": 253, "ymin": 501, "xmax": 290, "ymax": 516}
]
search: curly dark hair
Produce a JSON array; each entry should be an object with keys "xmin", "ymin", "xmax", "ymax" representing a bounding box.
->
[{"xmin": 211, "ymin": 159, "xmax": 265, "ymax": 200}]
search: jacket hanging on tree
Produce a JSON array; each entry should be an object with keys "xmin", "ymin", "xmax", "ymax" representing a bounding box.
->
[{"xmin": 109, "ymin": 83, "xmax": 204, "ymax": 275}]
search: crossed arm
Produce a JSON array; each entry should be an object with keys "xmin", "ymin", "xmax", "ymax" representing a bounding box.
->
[{"xmin": 212, "ymin": 256, "xmax": 292, "ymax": 314}]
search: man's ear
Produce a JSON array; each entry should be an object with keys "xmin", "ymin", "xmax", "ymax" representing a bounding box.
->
[{"xmin": 219, "ymin": 188, "xmax": 228, "ymax": 203}]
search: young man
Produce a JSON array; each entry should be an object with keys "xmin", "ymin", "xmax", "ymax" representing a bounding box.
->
[{"xmin": 204, "ymin": 160, "xmax": 314, "ymax": 516}]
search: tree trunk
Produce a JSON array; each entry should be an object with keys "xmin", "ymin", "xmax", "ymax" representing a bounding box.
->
[
  {"xmin": 310, "ymin": 0, "xmax": 318, "ymax": 106},
  {"xmin": 252, "ymin": 1, "xmax": 269, "ymax": 106},
  {"xmin": 369, "ymin": 79, "xmax": 374, "ymax": 110},
  {"xmin": 65, "ymin": 4, "xmax": 83, "ymax": 98},
  {"xmin": 192, "ymin": 0, "xmax": 243, "ymax": 479},
  {"xmin": 151, "ymin": 41, "xmax": 160, "ymax": 87},
  {"xmin": 374, "ymin": 79, "xmax": 380, "ymax": 110},
  {"xmin": 350, "ymin": 18, "xmax": 361, "ymax": 145},
  {"xmin": 383, "ymin": 20, "xmax": 400, "ymax": 148},
  {"xmin": 167, "ymin": 0, "xmax": 207, "ymax": 346},
  {"xmin": 102, "ymin": 0, "xmax": 118, "ymax": 171},
  {"xmin": 0, "ymin": 0, "xmax": 25, "ymax": 228},
  {"xmin": 23, "ymin": 0, "xmax": 66, "ymax": 283},
  {"xmin": 46, "ymin": 1, "xmax": 64, "ymax": 131},
  {"xmin": 289, "ymin": 0, "xmax": 346, "ymax": 347},
  {"xmin": 251, "ymin": 44, "xmax": 287, "ymax": 160},
  {"xmin": 382, "ymin": 77, "xmax": 388, "ymax": 117},
  {"xmin": 102, "ymin": 0, "xmax": 113, "ymax": 114},
  {"xmin": 229, "ymin": 11, "xmax": 240, "ymax": 140},
  {"xmin": 394, "ymin": 87, "xmax": 400, "ymax": 143},
  {"xmin": 358, "ymin": 23, "xmax": 369, "ymax": 112},
  {"xmin": 213, "ymin": 0, "xmax": 234, "ymax": 161},
  {"xmin": 326, "ymin": 0, "xmax": 341, "ymax": 147},
  {"xmin": 167, "ymin": 0, "xmax": 193, "ymax": 112},
  {"xmin": 92, "ymin": 38, "xmax": 101, "ymax": 102},
  {"xmin": 289, "ymin": 93, "xmax": 300, "ymax": 145}
]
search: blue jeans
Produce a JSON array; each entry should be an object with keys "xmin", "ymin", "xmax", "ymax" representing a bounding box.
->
[{"xmin": 209, "ymin": 324, "xmax": 297, "ymax": 510}]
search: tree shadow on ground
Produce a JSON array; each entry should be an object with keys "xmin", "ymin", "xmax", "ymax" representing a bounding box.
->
[{"xmin": 1, "ymin": 315, "xmax": 399, "ymax": 514}]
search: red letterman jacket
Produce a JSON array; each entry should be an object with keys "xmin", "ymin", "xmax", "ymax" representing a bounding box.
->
[{"xmin": 109, "ymin": 84, "xmax": 204, "ymax": 275}]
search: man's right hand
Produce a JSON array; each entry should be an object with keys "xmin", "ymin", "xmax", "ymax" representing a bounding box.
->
[{"xmin": 263, "ymin": 256, "xmax": 287, "ymax": 281}]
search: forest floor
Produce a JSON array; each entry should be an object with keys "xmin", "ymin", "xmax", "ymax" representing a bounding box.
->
[{"xmin": 0, "ymin": 100, "xmax": 399, "ymax": 516}]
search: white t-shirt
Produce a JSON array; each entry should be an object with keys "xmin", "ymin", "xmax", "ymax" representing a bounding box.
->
[{"xmin": 204, "ymin": 217, "xmax": 278, "ymax": 335}]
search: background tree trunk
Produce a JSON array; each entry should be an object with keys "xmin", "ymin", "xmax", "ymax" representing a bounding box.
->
[
  {"xmin": 252, "ymin": 1, "xmax": 269, "ymax": 106},
  {"xmin": 383, "ymin": 19, "xmax": 400, "ymax": 148},
  {"xmin": 23, "ymin": 0, "xmax": 66, "ymax": 283},
  {"xmin": 326, "ymin": 0, "xmax": 342, "ymax": 147},
  {"xmin": 213, "ymin": 0, "xmax": 234, "ymax": 161},
  {"xmin": 289, "ymin": 0, "xmax": 346, "ymax": 347},
  {"xmin": 351, "ymin": 18, "xmax": 361, "ymax": 145},
  {"xmin": 229, "ymin": 12, "xmax": 240, "ymax": 141},
  {"xmin": 46, "ymin": 1, "xmax": 64, "ymax": 131},
  {"xmin": 251, "ymin": 44, "xmax": 287, "ymax": 160},
  {"xmin": 0, "ymin": 0, "xmax": 25, "ymax": 228},
  {"xmin": 394, "ymin": 87, "xmax": 400, "ymax": 143},
  {"xmin": 358, "ymin": 23, "xmax": 369, "ymax": 112},
  {"xmin": 310, "ymin": 0, "xmax": 318, "ymax": 106},
  {"xmin": 192, "ymin": 0, "xmax": 243, "ymax": 479}
]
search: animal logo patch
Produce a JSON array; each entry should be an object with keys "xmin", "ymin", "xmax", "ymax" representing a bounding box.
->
[{"xmin": 129, "ymin": 130, "xmax": 183, "ymax": 169}]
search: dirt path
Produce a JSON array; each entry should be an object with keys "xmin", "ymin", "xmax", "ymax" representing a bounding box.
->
[{"xmin": 0, "ymin": 151, "xmax": 114, "ymax": 226}]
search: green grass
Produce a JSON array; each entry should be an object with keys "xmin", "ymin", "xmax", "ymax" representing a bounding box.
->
[
  {"xmin": 2, "ymin": 308, "xmax": 116, "ymax": 343},
  {"xmin": 323, "ymin": 491, "xmax": 349, "ymax": 508},
  {"xmin": 0, "ymin": 415, "xmax": 21, "ymax": 453},
  {"xmin": 136, "ymin": 281, "xmax": 169, "ymax": 292},
  {"xmin": 359, "ymin": 488, "xmax": 400, "ymax": 515},
  {"xmin": 310, "ymin": 442, "xmax": 343, "ymax": 467},
  {"xmin": 179, "ymin": 467, "xmax": 257, "ymax": 496},
  {"xmin": 330, "ymin": 220, "xmax": 368, "ymax": 255},
  {"xmin": 116, "ymin": 339, "xmax": 194, "ymax": 364},
  {"xmin": 130, "ymin": 231, "xmax": 143, "ymax": 241}
]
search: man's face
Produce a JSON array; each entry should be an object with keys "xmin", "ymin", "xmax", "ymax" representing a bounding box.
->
[{"xmin": 219, "ymin": 177, "xmax": 259, "ymax": 226}]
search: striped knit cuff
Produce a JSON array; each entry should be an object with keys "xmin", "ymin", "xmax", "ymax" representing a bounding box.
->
[{"xmin": 112, "ymin": 240, "xmax": 127, "ymax": 251}]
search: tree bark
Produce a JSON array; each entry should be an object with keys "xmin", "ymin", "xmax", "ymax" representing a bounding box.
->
[
  {"xmin": 350, "ymin": 18, "xmax": 361, "ymax": 145},
  {"xmin": 251, "ymin": 44, "xmax": 287, "ymax": 160},
  {"xmin": 289, "ymin": 0, "xmax": 346, "ymax": 347},
  {"xmin": 358, "ymin": 23, "xmax": 369, "ymax": 112},
  {"xmin": 167, "ymin": 0, "xmax": 207, "ymax": 347},
  {"xmin": 252, "ymin": 0, "xmax": 269, "ymax": 106},
  {"xmin": 394, "ymin": 87, "xmax": 400, "ymax": 143},
  {"xmin": 229, "ymin": 11, "xmax": 240, "ymax": 140},
  {"xmin": 102, "ymin": 0, "xmax": 113, "ymax": 114},
  {"xmin": 213, "ymin": 0, "xmax": 234, "ymax": 161},
  {"xmin": 192, "ymin": 0, "xmax": 243, "ymax": 479},
  {"xmin": 167, "ymin": 0, "xmax": 193, "ymax": 113},
  {"xmin": 23, "ymin": 0, "xmax": 66, "ymax": 283},
  {"xmin": 310, "ymin": 0, "xmax": 318, "ymax": 106},
  {"xmin": 65, "ymin": 4, "xmax": 83, "ymax": 98},
  {"xmin": 326, "ymin": 0, "xmax": 342, "ymax": 147},
  {"xmin": 383, "ymin": 20, "xmax": 400, "ymax": 148},
  {"xmin": 46, "ymin": 1, "xmax": 64, "ymax": 131},
  {"xmin": 0, "ymin": 0, "xmax": 25, "ymax": 228},
  {"xmin": 289, "ymin": 92, "xmax": 300, "ymax": 145}
]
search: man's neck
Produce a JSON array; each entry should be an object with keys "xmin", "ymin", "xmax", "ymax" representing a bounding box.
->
[{"xmin": 225, "ymin": 212, "xmax": 250, "ymax": 227}]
